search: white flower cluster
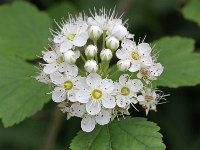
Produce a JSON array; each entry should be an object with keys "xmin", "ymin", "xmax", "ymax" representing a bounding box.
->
[{"xmin": 36, "ymin": 9, "xmax": 167, "ymax": 132}]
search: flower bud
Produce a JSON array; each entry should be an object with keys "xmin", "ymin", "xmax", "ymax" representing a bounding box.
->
[
  {"xmin": 84, "ymin": 60, "xmax": 98, "ymax": 73},
  {"xmin": 85, "ymin": 45, "xmax": 98, "ymax": 58},
  {"xmin": 64, "ymin": 50, "xmax": 78, "ymax": 64},
  {"xmin": 117, "ymin": 59, "xmax": 131, "ymax": 71},
  {"xmin": 100, "ymin": 49, "xmax": 113, "ymax": 61},
  {"xmin": 111, "ymin": 25, "xmax": 128, "ymax": 40},
  {"xmin": 106, "ymin": 37, "xmax": 119, "ymax": 51},
  {"xmin": 88, "ymin": 26, "xmax": 103, "ymax": 40}
]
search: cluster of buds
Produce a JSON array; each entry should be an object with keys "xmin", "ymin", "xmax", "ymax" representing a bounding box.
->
[{"xmin": 36, "ymin": 9, "xmax": 167, "ymax": 132}]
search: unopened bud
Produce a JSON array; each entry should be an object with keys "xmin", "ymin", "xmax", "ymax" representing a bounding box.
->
[
  {"xmin": 111, "ymin": 25, "xmax": 128, "ymax": 40},
  {"xmin": 106, "ymin": 37, "xmax": 119, "ymax": 51},
  {"xmin": 117, "ymin": 59, "xmax": 131, "ymax": 71},
  {"xmin": 100, "ymin": 49, "xmax": 113, "ymax": 61},
  {"xmin": 85, "ymin": 45, "xmax": 98, "ymax": 58},
  {"xmin": 84, "ymin": 60, "xmax": 98, "ymax": 73},
  {"xmin": 88, "ymin": 26, "xmax": 103, "ymax": 40}
]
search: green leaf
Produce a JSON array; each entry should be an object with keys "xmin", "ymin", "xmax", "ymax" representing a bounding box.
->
[
  {"xmin": 182, "ymin": 0, "xmax": 200, "ymax": 26},
  {"xmin": 70, "ymin": 117, "xmax": 165, "ymax": 150},
  {"xmin": 0, "ymin": 1, "xmax": 51, "ymax": 60},
  {"xmin": 155, "ymin": 36, "xmax": 200, "ymax": 87},
  {"xmin": 0, "ymin": 53, "xmax": 50, "ymax": 127}
]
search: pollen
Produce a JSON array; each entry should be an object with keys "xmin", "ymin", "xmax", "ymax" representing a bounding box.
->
[
  {"xmin": 121, "ymin": 86, "xmax": 130, "ymax": 96},
  {"xmin": 67, "ymin": 33, "xmax": 76, "ymax": 40},
  {"xmin": 132, "ymin": 51, "xmax": 140, "ymax": 60},
  {"xmin": 64, "ymin": 80, "xmax": 73, "ymax": 90},
  {"xmin": 92, "ymin": 89, "xmax": 103, "ymax": 100}
]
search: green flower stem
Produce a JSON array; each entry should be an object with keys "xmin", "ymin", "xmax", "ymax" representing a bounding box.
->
[
  {"xmin": 102, "ymin": 30, "xmax": 106, "ymax": 49},
  {"xmin": 80, "ymin": 53, "xmax": 86, "ymax": 63}
]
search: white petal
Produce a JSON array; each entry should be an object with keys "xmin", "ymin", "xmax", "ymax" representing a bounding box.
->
[
  {"xmin": 137, "ymin": 95, "xmax": 145, "ymax": 102},
  {"xmin": 60, "ymin": 41, "xmax": 73, "ymax": 52},
  {"xmin": 65, "ymin": 64, "xmax": 78, "ymax": 77},
  {"xmin": 138, "ymin": 43, "xmax": 151, "ymax": 57},
  {"xmin": 43, "ymin": 51, "xmax": 57, "ymax": 63},
  {"xmin": 140, "ymin": 57, "xmax": 153, "ymax": 67},
  {"xmin": 116, "ymin": 95, "xmax": 127, "ymax": 108},
  {"xmin": 102, "ymin": 95, "xmax": 116, "ymax": 109},
  {"xmin": 131, "ymin": 79, "xmax": 143, "ymax": 92},
  {"xmin": 129, "ymin": 60, "xmax": 141, "ymax": 72},
  {"xmin": 116, "ymin": 48, "xmax": 131, "ymax": 60},
  {"xmin": 67, "ymin": 90, "xmax": 78, "ymax": 102},
  {"xmin": 73, "ymin": 33, "xmax": 88, "ymax": 47},
  {"xmin": 50, "ymin": 72, "xmax": 65, "ymax": 85},
  {"xmin": 43, "ymin": 63, "xmax": 58, "ymax": 74},
  {"xmin": 86, "ymin": 73, "xmax": 102, "ymax": 88},
  {"xmin": 54, "ymin": 34, "xmax": 65, "ymax": 43},
  {"xmin": 70, "ymin": 103, "xmax": 85, "ymax": 117},
  {"xmin": 149, "ymin": 63, "xmax": 164, "ymax": 77},
  {"xmin": 119, "ymin": 74, "xmax": 129, "ymax": 85},
  {"xmin": 86, "ymin": 101, "xmax": 101, "ymax": 115},
  {"xmin": 76, "ymin": 90, "xmax": 90, "ymax": 103},
  {"xmin": 100, "ymin": 79, "xmax": 114, "ymax": 94},
  {"xmin": 35, "ymin": 72, "xmax": 50, "ymax": 84},
  {"xmin": 75, "ymin": 76, "xmax": 88, "ymax": 89},
  {"xmin": 58, "ymin": 63, "xmax": 68, "ymax": 72},
  {"xmin": 52, "ymin": 87, "xmax": 66, "ymax": 102},
  {"xmin": 95, "ymin": 110, "xmax": 111, "ymax": 125},
  {"xmin": 81, "ymin": 115, "xmax": 96, "ymax": 132},
  {"xmin": 74, "ymin": 50, "xmax": 80, "ymax": 59},
  {"xmin": 121, "ymin": 39, "xmax": 136, "ymax": 50}
]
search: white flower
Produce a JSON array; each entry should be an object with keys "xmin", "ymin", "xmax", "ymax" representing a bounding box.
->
[
  {"xmin": 117, "ymin": 59, "xmax": 131, "ymax": 71},
  {"xmin": 137, "ymin": 63, "xmax": 164, "ymax": 83},
  {"xmin": 50, "ymin": 65, "xmax": 82, "ymax": 102},
  {"xmin": 137, "ymin": 88, "xmax": 159, "ymax": 115},
  {"xmin": 106, "ymin": 36, "xmax": 119, "ymax": 51},
  {"xmin": 58, "ymin": 102, "xmax": 86, "ymax": 119},
  {"xmin": 85, "ymin": 45, "xmax": 98, "ymax": 58},
  {"xmin": 81, "ymin": 109, "xmax": 111, "ymax": 132},
  {"xmin": 114, "ymin": 74, "xmax": 143, "ymax": 108},
  {"xmin": 76, "ymin": 73, "xmax": 116, "ymax": 115},
  {"xmin": 54, "ymin": 16, "xmax": 89, "ymax": 52},
  {"xmin": 100, "ymin": 48, "xmax": 113, "ymax": 61},
  {"xmin": 35, "ymin": 71, "xmax": 50, "ymax": 84},
  {"xmin": 109, "ymin": 24, "xmax": 128, "ymax": 40},
  {"xmin": 88, "ymin": 26, "xmax": 103, "ymax": 40},
  {"xmin": 42, "ymin": 50, "xmax": 67, "ymax": 74},
  {"xmin": 116, "ymin": 39, "xmax": 153, "ymax": 72},
  {"xmin": 64, "ymin": 50, "xmax": 80, "ymax": 64},
  {"xmin": 87, "ymin": 8, "xmax": 122, "ymax": 31},
  {"xmin": 84, "ymin": 60, "xmax": 98, "ymax": 73}
]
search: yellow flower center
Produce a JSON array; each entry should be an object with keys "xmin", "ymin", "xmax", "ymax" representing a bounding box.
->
[
  {"xmin": 132, "ymin": 51, "xmax": 140, "ymax": 60},
  {"xmin": 64, "ymin": 80, "xmax": 73, "ymax": 90},
  {"xmin": 56, "ymin": 56, "xmax": 64, "ymax": 64},
  {"xmin": 92, "ymin": 89, "xmax": 103, "ymax": 100},
  {"xmin": 121, "ymin": 87, "xmax": 130, "ymax": 96},
  {"xmin": 66, "ymin": 34, "xmax": 76, "ymax": 40}
]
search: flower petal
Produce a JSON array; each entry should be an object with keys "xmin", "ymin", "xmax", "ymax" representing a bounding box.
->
[
  {"xmin": 86, "ymin": 73, "xmax": 102, "ymax": 88},
  {"xmin": 81, "ymin": 115, "xmax": 96, "ymax": 132},
  {"xmin": 52, "ymin": 87, "xmax": 66, "ymax": 102},
  {"xmin": 116, "ymin": 48, "xmax": 131, "ymax": 59},
  {"xmin": 149, "ymin": 63, "xmax": 164, "ymax": 77},
  {"xmin": 129, "ymin": 60, "xmax": 141, "ymax": 72},
  {"xmin": 43, "ymin": 51, "xmax": 57, "ymax": 63},
  {"xmin": 121, "ymin": 39, "xmax": 136, "ymax": 50},
  {"xmin": 73, "ymin": 33, "xmax": 88, "ymax": 47},
  {"xmin": 67, "ymin": 90, "xmax": 78, "ymax": 102},
  {"xmin": 131, "ymin": 79, "xmax": 143, "ymax": 92},
  {"xmin": 102, "ymin": 95, "xmax": 116, "ymax": 109},
  {"xmin": 65, "ymin": 64, "xmax": 78, "ymax": 77},
  {"xmin": 137, "ymin": 95, "xmax": 144, "ymax": 102},
  {"xmin": 119, "ymin": 74, "xmax": 129, "ymax": 85},
  {"xmin": 76, "ymin": 90, "xmax": 90, "ymax": 103},
  {"xmin": 95, "ymin": 110, "xmax": 111, "ymax": 125},
  {"xmin": 138, "ymin": 43, "xmax": 151, "ymax": 57},
  {"xmin": 43, "ymin": 63, "xmax": 58, "ymax": 74},
  {"xmin": 100, "ymin": 79, "xmax": 114, "ymax": 94},
  {"xmin": 86, "ymin": 100, "xmax": 101, "ymax": 115},
  {"xmin": 140, "ymin": 57, "xmax": 153, "ymax": 67},
  {"xmin": 60, "ymin": 41, "xmax": 73, "ymax": 52},
  {"xmin": 50, "ymin": 72, "xmax": 64, "ymax": 85},
  {"xmin": 70, "ymin": 103, "xmax": 85, "ymax": 117},
  {"xmin": 116, "ymin": 95, "xmax": 127, "ymax": 108},
  {"xmin": 54, "ymin": 34, "xmax": 65, "ymax": 43}
]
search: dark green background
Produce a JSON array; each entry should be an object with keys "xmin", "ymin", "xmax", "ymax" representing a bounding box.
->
[{"xmin": 0, "ymin": 0, "xmax": 200, "ymax": 150}]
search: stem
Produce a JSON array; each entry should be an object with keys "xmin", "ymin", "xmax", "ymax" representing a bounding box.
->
[
  {"xmin": 102, "ymin": 30, "xmax": 106, "ymax": 49},
  {"xmin": 80, "ymin": 53, "xmax": 87, "ymax": 63},
  {"xmin": 40, "ymin": 108, "xmax": 63, "ymax": 150}
]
